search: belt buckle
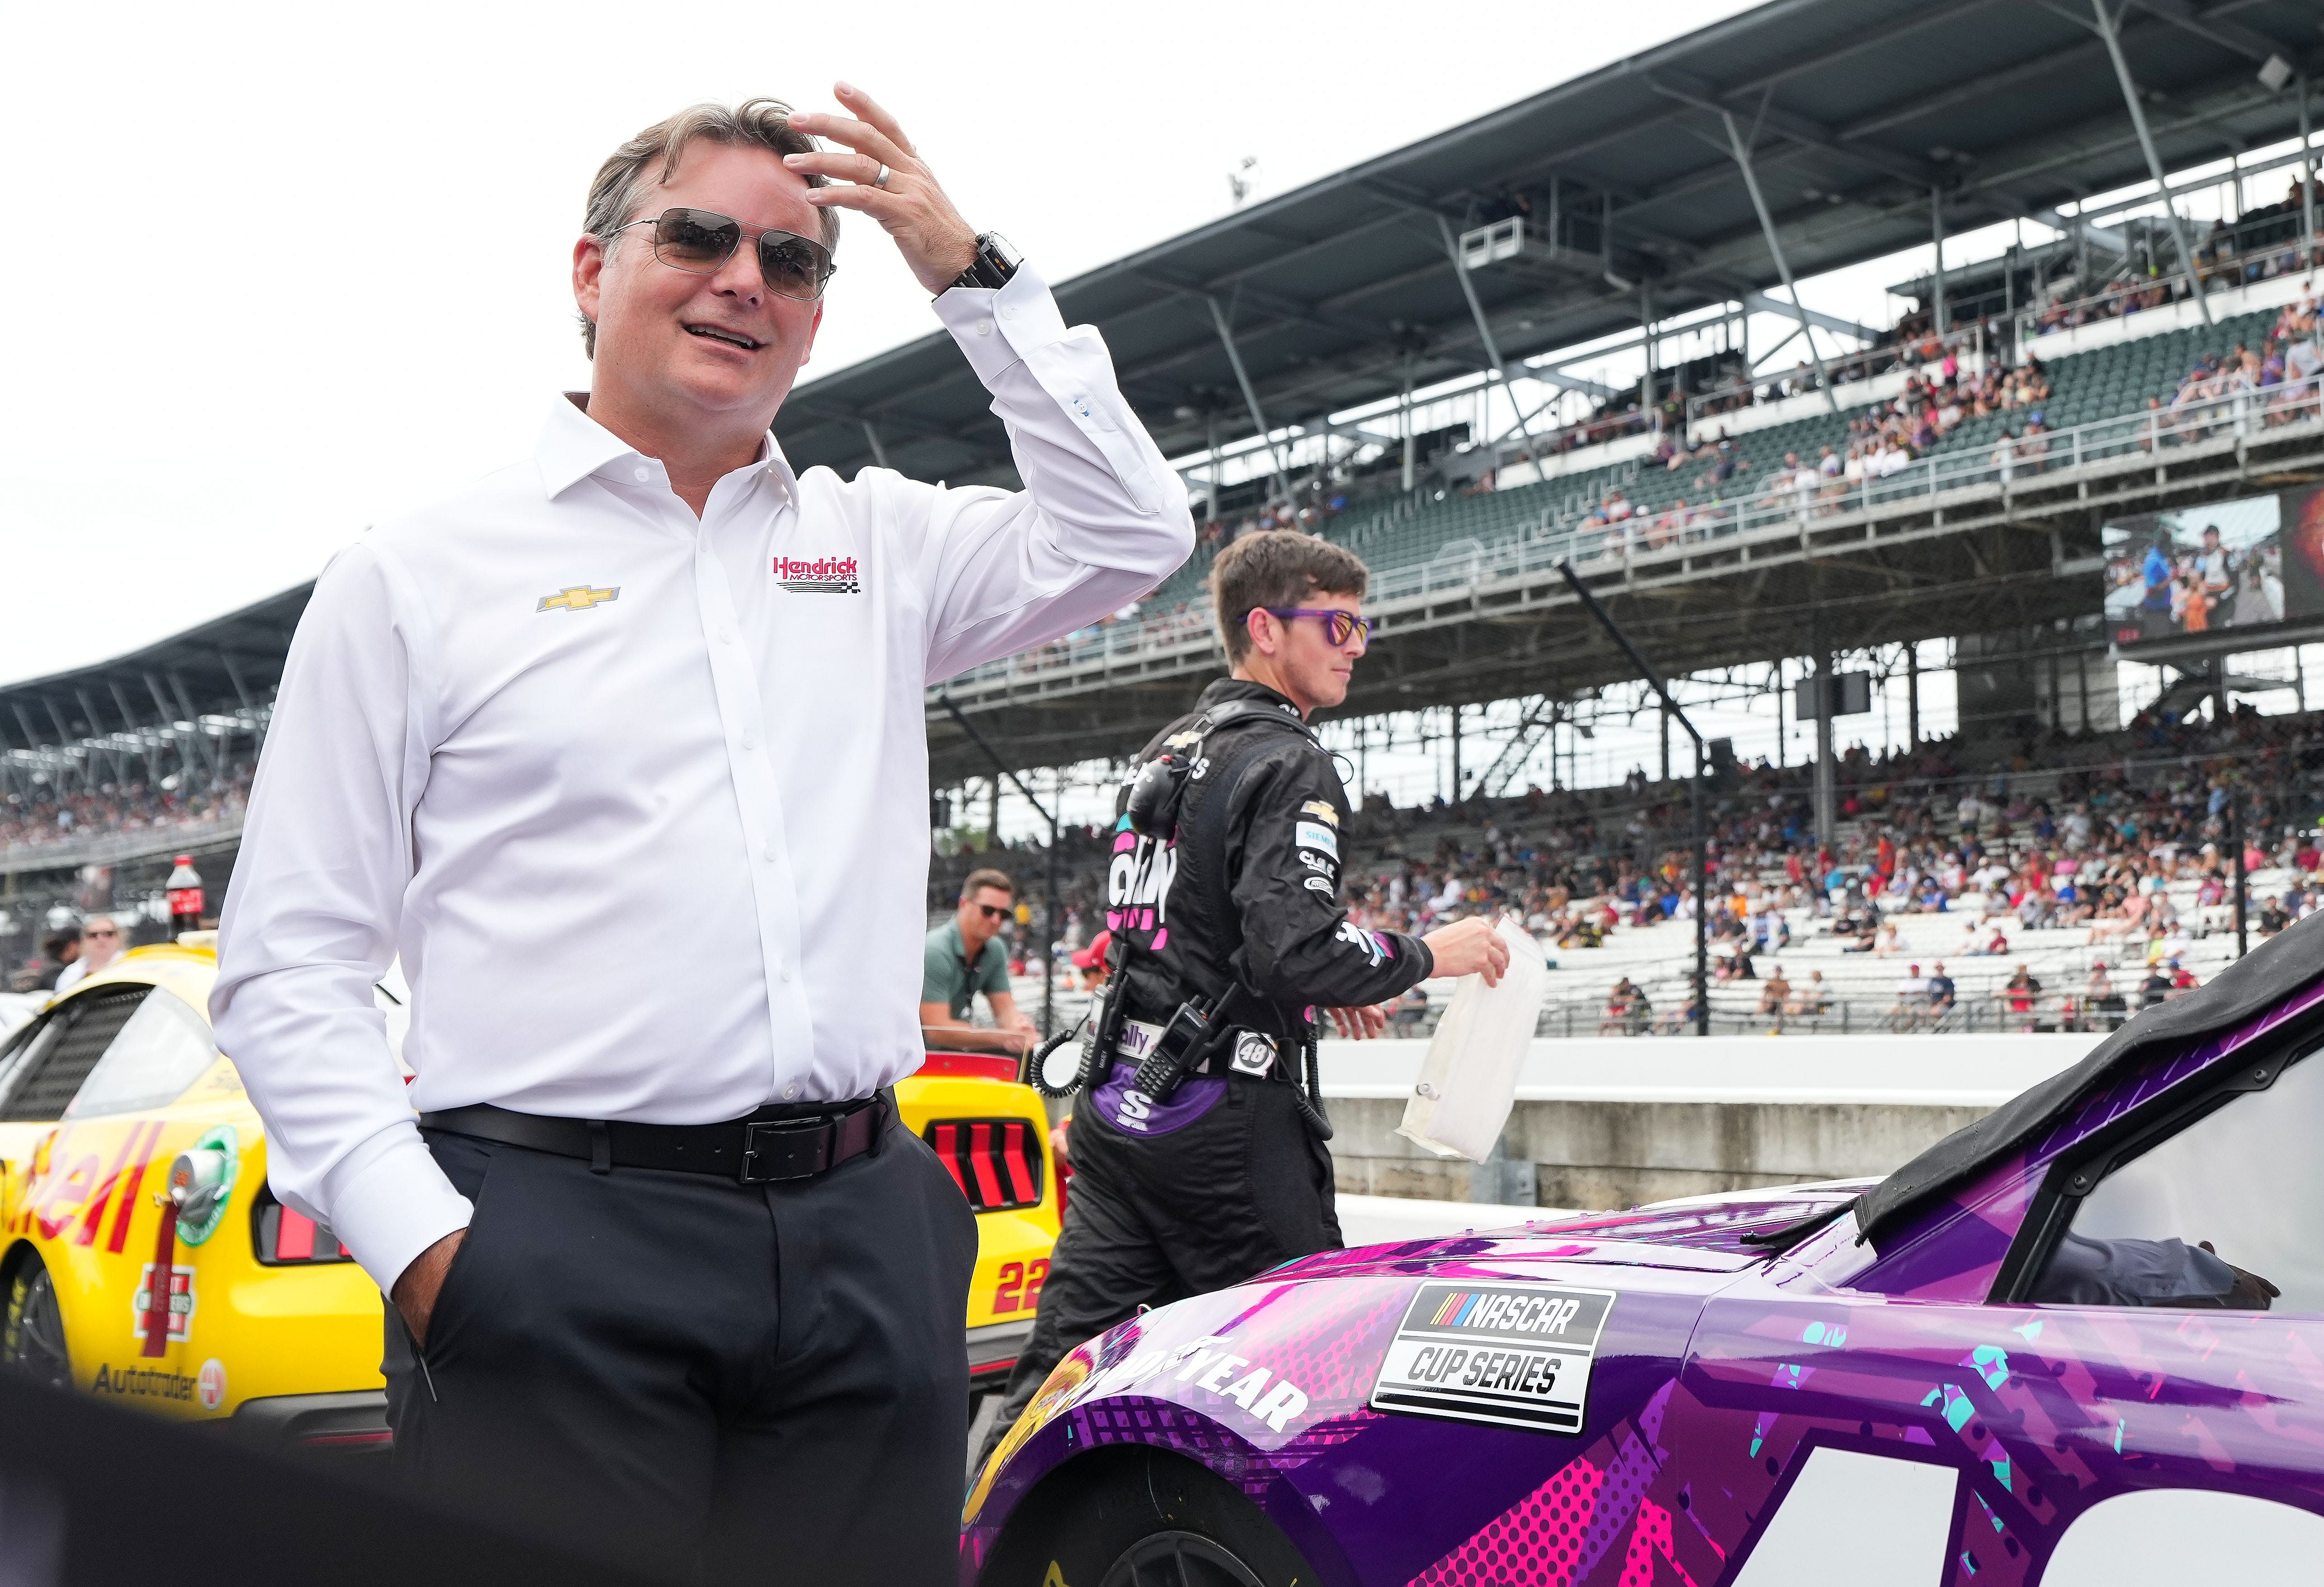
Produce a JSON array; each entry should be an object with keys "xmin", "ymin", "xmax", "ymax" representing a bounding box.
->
[{"xmin": 739, "ymin": 1119, "xmax": 832, "ymax": 1184}]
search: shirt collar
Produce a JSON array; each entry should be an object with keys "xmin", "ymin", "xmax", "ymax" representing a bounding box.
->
[
  {"xmin": 534, "ymin": 392, "xmax": 796, "ymax": 500},
  {"xmin": 1197, "ymin": 676, "xmax": 1303, "ymax": 719}
]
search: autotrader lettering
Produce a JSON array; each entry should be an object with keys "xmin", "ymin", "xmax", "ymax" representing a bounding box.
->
[{"xmin": 91, "ymin": 1363, "xmax": 196, "ymax": 1402}]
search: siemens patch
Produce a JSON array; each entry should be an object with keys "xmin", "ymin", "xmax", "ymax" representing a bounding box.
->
[
  {"xmin": 1370, "ymin": 1281, "xmax": 1614, "ymax": 1434},
  {"xmin": 1294, "ymin": 821, "xmax": 1340, "ymax": 859}
]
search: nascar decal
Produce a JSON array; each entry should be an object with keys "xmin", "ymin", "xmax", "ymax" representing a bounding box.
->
[
  {"xmin": 1304, "ymin": 877, "xmax": 1334, "ymax": 894},
  {"xmin": 1370, "ymin": 1281, "xmax": 1614, "ymax": 1434},
  {"xmin": 773, "ymin": 554, "xmax": 861, "ymax": 593},
  {"xmin": 1294, "ymin": 821, "xmax": 1340, "ymax": 860}
]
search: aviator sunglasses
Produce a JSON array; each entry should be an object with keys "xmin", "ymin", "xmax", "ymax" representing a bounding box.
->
[
  {"xmin": 612, "ymin": 207, "xmax": 837, "ymax": 302},
  {"xmin": 1262, "ymin": 607, "xmax": 1373, "ymax": 651}
]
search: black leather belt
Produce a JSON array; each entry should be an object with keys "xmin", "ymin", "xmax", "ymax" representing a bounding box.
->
[{"xmin": 418, "ymin": 1091, "xmax": 893, "ymax": 1184}]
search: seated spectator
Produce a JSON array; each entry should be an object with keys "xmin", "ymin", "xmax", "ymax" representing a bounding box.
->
[
  {"xmin": 1786, "ymin": 969, "xmax": 1830, "ymax": 1018},
  {"xmin": 1996, "ymin": 964, "xmax": 2044, "ymax": 1031},
  {"xmin": 1889, "ymin": 963, "xmax": 1928, "ymax": 1031},
  {"xmin": 1925, "ymin": 960, "xmax": 1957, "ymax": 1022},
  {"xmin": 1869, "ymin": 922, "xmax": 1905, "ymax": 957},
  {"xmin": 1389, "ymin": 984, "xmax": 1431, "ymax": 1034},
  {"xmin": 1599, "ymin": 976, "xmax": 1649, "ymax": 1036},
  {"xmin": 1758, "ymin": 965, "xmax": 1791, "ymax": 1018}
]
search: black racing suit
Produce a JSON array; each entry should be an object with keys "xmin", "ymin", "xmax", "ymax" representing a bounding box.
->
[{"xmin": 977, "ymin": 677, "xmax": 1433, "ymax": 1466}]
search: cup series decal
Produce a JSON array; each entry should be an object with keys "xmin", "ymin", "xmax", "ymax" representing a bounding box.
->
[{"xmin": 1370, "ymin": 1280, "xmax": 1615, "ymax": 1433}]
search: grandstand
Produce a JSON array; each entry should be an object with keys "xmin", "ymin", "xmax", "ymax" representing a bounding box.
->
[{"xmin": 9, "ymin": 0, "xmax": 2324, "ymax": 1030}]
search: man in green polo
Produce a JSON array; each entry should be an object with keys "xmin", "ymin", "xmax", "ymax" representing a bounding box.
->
[{"xmin": 922, "ymin": 868, "xmax": 1037, "ymax": 1055}]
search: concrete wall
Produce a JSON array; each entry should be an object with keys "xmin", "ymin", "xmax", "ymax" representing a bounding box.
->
[{"xmin": 1316, "ymin": 1034, "xmax": 2100, "ymax": 1211}]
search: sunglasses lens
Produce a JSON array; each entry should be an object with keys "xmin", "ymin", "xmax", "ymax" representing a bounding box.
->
[
  {"xmin": 653, "ymin": 209, "xmax": 740, "ymax": 271},
  {"xmin": 757, "ymin": 234, "xmax": 830, "ymax": 299}
]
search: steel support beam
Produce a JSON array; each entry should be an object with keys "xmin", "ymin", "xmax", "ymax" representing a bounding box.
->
[
  {"xmin": 1722, "ymin": 112, "xmax": 1842, "ymax": 417},
  {"xmin": 1737, "ymin": 290, "xmax": 1875, "ymax": 344},
  {"xmin": 1204, "ymin": 295, "xmax": 1289, "ymax": 497},
  {"xmin": 2091, "ymin": 0, "xmax": 2215, "ymax": 325},
  {"xmin": 1436, "ymin": 215, "xmax": 1539, "ymax": 448}
]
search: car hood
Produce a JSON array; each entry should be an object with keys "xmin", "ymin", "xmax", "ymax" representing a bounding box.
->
[
  {"xmin": 1274, "ymin": 1181, "xmax": 1877, "ymax": 1281},
  {"xmin": 964, "ymin": 1180, "xmax": 1878, "ymax": 1547}
]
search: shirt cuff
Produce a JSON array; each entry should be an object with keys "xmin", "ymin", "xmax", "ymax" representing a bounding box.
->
[
  {"xmin": 934, "ymin": 261, "xmax": 1068, "ymax": 387},
  {"xmin": 319, "ymin": 1121, "xmax": 474, "ymax": 1294}
]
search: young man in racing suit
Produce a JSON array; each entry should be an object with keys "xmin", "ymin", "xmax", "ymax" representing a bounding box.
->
[{"xmin": 977, "ymin": 530, "xmax": 1509, "ymax": 1469}]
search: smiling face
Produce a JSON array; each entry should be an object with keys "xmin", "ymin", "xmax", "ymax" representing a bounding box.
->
[{"xmin": 573, "ymin": 140, "xmax": 825, "ymax": 431}]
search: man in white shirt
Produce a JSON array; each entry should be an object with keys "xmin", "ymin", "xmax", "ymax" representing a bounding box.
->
[
  {"xmin": 48, "ymin": 914, "xmax": 123, "ymax": 996},
  {"xmin": 212, "ymin": 90, "xmax": 1191, "ymax": 1581}
]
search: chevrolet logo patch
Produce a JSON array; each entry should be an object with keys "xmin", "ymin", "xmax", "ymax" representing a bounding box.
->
[{"xmin": 537, "ymin": 585, "xmax": 619, "ymax": 612}]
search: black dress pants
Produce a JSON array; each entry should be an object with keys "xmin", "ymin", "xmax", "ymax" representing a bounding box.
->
[
  {"xmin": 974, "ymin": 1078, "xmax": 1339, "ymax": 1471},
  {"xmin": 383, "ymin": 1111, "xmax": 976, "ymax": 1586}
]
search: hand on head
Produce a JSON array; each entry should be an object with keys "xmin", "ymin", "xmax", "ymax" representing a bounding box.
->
[{"xmin": 784, "ymin": 84, "xmax": 980, "ymax": 294}]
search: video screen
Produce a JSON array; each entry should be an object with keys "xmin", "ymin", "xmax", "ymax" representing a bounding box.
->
[{"xmin": 2104, "ymin": 485, "xmax": 2324, "ymax": 649}]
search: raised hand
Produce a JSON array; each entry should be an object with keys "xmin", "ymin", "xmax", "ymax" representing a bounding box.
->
[{"xmin": 784, "ymin": 84, "xmax": 981, "ymax": 295}]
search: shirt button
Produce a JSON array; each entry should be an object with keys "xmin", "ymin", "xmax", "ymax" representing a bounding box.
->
[
  {"xmin": 632, "ymin": 466, "xmax": 651, "ymax": 482},
  {"xmin": 740, "ymin": 733, "xmax": 758, "ymax": 751},
  {"xmin": 783, "ymin": 1083, "xmax": 801, "ymax": 1100},
  {"xmin": 976, "ymin": 317, "xmax": 994, "ymax": 336},
  {"xmin": 781, "ymin": 966, "xmax": 795, "ymax": 983},
  {"xmin": 717, "ymin": 630, "xmax": 734, "ymax": 645},
  {"xmin": 762, "ymin": 842, "xmax": 779, "ymax": 861}
]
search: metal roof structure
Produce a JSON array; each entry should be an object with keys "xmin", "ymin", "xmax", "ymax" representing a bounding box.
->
[
  {"xmin": 776, "ymin": 0, "xmax": 2324, "ymax": 493},
  {"xmin": 0, "ymin": 584, "xmax": 305, "ymax": 759}
]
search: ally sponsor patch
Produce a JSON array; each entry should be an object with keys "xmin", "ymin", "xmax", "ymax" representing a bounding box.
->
[{"xmin": 1370, "ymin": 1281, "xmax": 1614, "ymax": 1434}]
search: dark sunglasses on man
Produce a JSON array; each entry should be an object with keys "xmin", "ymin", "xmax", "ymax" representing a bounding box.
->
[
  {"xmin": 973, "ymin": 902, "xmax": 1011, "ymax": 921},
  {"xmin": 612, "ymin": 207, "xmax": 837, "ymax": 302},
  {"xmin": 1261, "ymin": 607, "xmax": 1372, "ymax": 651}
]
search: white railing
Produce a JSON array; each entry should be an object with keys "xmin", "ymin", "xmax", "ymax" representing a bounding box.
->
[
  {"xmin": 2014, "ymin": 217, "xmax": 2320, "ymax": 350},
  {"xmin": 943, "ymin": 374, "xmax": 2324, "ymax": 694}
]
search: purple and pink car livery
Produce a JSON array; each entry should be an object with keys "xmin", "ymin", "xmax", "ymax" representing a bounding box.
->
[{"xmin": 964, "ymin": 919, "xmax": 2324, "ymax": 1584}]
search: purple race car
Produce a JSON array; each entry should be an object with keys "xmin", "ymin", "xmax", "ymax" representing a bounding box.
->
[{"xmin": 963, "ymin": 919, "xmax": 2324, "ymax": 1586}]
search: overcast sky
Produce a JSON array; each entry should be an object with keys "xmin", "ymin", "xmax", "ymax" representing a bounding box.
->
[{"xmin": 0, "ymin": 0, "xmax": 1798, "ymax": 683}]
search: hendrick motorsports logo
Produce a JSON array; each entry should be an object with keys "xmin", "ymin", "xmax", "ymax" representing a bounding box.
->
[
  {"xmin": 1370, "ymin": 1281, "xmax": 1614, "ymax": 1434},
  {"xmin": 774, "ymin": 555, "xmax": 861, "ymax": 593}
]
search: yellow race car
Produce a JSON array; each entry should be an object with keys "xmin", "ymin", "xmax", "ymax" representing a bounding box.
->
[{"xmin": 0, "ymin": 938, "xmax": 1058, "ymax": 1446}]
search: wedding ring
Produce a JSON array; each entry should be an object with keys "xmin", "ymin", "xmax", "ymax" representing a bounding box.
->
[{"xmin": 874, "ymin": 164, "xmax": 893, "ymax": 190}]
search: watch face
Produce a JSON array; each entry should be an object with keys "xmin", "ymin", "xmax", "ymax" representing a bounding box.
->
[{"xmin": 982, "ymin": 233, "xmax": 1020, "ymax": 272}]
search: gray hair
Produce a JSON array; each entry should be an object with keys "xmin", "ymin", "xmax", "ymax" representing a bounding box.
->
[{"xmin": 578, "ymin": 98, "xmax": 840, "ymax": 357}]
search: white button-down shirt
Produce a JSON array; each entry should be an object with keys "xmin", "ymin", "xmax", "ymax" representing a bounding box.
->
[{"xmin": 212, "ymin": 264, "xmax": 1193, "ymax": 1291}]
